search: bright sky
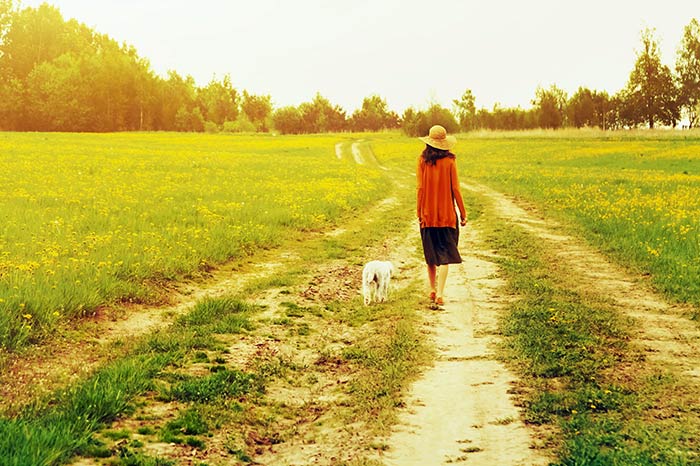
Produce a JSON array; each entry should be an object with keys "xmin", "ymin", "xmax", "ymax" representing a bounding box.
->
[{"xmin": 21, "ymin": 0, "xmax": 700, "ymax": 113}]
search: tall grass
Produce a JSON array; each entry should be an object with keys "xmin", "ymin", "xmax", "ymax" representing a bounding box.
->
[{"xmin": 0, "ymin": 132, "xmax": 389, "ymax": 351}]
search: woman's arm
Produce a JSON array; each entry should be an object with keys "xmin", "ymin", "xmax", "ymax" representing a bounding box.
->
[
  {"xmin": 450, "ymin": 160, "xmax": 467, "ymax": 225},
  {"xmin": 416, "ymin": 158, "xmax": 424, "ymax": 222}
]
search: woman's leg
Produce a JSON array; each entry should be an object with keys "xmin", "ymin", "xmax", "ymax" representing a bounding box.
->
[
  {"xmin": 427, "ymin": 264, "xmax": 437, "ymax": 296},
  {"xmin": 436, "ymin": 265, "xmax": 449, "ymax": 300}
]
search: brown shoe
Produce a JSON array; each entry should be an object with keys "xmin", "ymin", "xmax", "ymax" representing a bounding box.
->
[{"xmin": 429, "ymin": 291, "xmax": 436, "ymax": 302}]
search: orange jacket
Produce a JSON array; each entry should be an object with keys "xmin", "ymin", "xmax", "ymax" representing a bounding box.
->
[{"xmin": 416, "ymin": 155, "xmax": 466, "ymax": 228}]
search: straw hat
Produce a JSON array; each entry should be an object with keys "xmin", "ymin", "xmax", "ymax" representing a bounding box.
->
[{"xmin": 419, "ymin": 125, "xmax": 456, "ymax": 151}]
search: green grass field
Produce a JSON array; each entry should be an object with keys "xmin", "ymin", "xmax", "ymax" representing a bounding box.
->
[
  {"xmin": 462, "ymin": 132, "xmax": 700, "ymax": 309},
  {"xmin": 0, "ymin": 132, "xmax": 388, "ymax": 351},
  {"xmin": 5, "ymin": 130, "xmax": 698, "ymax": 353},
  {"xmin": 2, "ymin": 130, "xmax": 700, "ymax": 464}
]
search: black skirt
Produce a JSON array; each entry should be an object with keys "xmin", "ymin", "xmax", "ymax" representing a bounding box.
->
[{"xmin": 420, "ymin": 226, "xmax": 462, "ymax": 266}]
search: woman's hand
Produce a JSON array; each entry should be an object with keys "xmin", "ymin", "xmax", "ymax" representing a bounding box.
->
[{"xmin": 460, "ymin": 217, "xmax": 467, "ymax": 227}]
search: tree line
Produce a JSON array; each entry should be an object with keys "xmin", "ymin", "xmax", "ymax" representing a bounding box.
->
[
  {"xmin": 460, "ymin": 23, "xmax": 700, "ymax": 133},
  {"xmin": 0, "ymin": 2, "xmax": 699, "ymax": 134}
]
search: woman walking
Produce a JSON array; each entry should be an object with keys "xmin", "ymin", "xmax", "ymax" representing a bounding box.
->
[{"xmin": 416, "ymin": 125, "xmax": 467, "ymax": 308}]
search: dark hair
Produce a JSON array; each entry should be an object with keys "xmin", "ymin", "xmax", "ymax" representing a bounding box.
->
[{"xmin": 421, "ymin": 144, "xmax": 455, "ymax": 166}]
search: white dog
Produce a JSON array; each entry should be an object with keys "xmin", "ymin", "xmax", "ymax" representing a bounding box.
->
[{"xmin": 362, "ymin": 260, "xmax": 394, "ymax": 306}]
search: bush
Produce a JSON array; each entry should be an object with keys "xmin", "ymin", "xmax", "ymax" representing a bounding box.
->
[
  {"xmin": 174, "ymin": 106, "xmax": 205, "ymax": 132},
  {"xmin": 203, "ymin": 121, "xmax": 219, "ymax": 133},
  {"xmin": 222, "ymin": 115, "xmax": 256, "ymax": 133},
  {"xmin": 271, "ymin": 106, "xmax": 304, "ymax": 134}
]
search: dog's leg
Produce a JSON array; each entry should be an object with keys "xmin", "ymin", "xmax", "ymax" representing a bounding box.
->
[
  {"xmin": 375, "ymin": 277, "xmax": 382, "ymax": 302},
  {"xmin": 362, "ymin": 277, "xmax": 371, "ymax": 306}
]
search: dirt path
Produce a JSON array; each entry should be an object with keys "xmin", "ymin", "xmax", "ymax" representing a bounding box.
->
[
  {"xmin": 376, "ymin": 176, "xmax": 700, "ymax": 465},
  {"xmin": 336, "ymin": 139, "xmax": 386, "ymax": 169},
  {"xmin": 378, "ymin": 223, "xmax": 552, "ymax": 465},
  {"xmin": 461, "ymin": 181, "xmax": 700, "ymax": 384}
]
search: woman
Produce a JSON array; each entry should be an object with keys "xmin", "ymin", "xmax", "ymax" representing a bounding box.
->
[{"xmin": 416, "ymin": 125, "xmax": 467, "ymax": 307}]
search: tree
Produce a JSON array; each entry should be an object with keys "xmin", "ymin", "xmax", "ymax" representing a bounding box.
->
[
  {"xmin": 0, "ymin": 0, "xmax": 16, "ymax": 50},
  {"xmin": 83, "ymin": 37, "xmax": 153, "ymax": 131},
  {"xmin": 591, "ymin": 90, "xmax": 614, "ymax": 130},
  {"xmin": 158, "ymin": 71, "xmax": 197, "ymax": 130},
  {"xmin": 0, "ymin": 3, "xmax": 92, "ymax": 80},
  {"xmin": 453, "ymin": 89, "xmax": 476, "ymax": 131},
  {"xmin": 298, "ymin": 93, "xmax": 347, "ymax": 133},
  {"xmin": 623, "ymin": 28, "xmax": 679, "ymax": 128},
  {"xmin": 400, "ymin": 104, "xmax": 458, "ymax": 137},
  {"xmin": 272, "ymin": 106, "xmax": 303, "ymax": 134},
  {"xmin": 241, "ymin": 90, "xmax": 272, "ymax": 131},
  {"xmin": 400, "ymin": 107, "xmax": 423, "ymax": 136},
  {"xmin": 0, "ymin": 76, "xmax": 23, "ymax": 129},
  {"xmin": 24, "ymin": 53, "xmax": 90, "ymax": 131},
  {"xmin": 0, "ymin": 2, "xmax": 165, "ymax": 131},
  {"xmin": 471, "ymin": 103, "xmax": 536, "ymax": 131},
  {"xmin": 533, "ymin": 84, "xmax": 567, "ymax": 129},
  {"xmin": 676, "ymin": 18, "xmax": 700, "ymax": 128},
  {"xmin": 603, "ymin": 93, "xmax": 624, "ymax": 130},
  {"xmin": 564, "ymin": 87, "xmax": 613, "ymax": 129},
  {"xmin": 350, "ymin": 94, "xmax": 399, "ymax": 132},
  {"xmin": 424, "ymin": 104, "xmax": 459, "ymax": 134},
  {"xmin": 198, "ymin": 74, "xmax": 238, "ymax": 126},
  {"xmin": 174, "ymin": 105, "xmax": 204, "ymax": 132},
  {"xmin": 567, "ymin": 87, "xmax": 596, "ymax": 128}
]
